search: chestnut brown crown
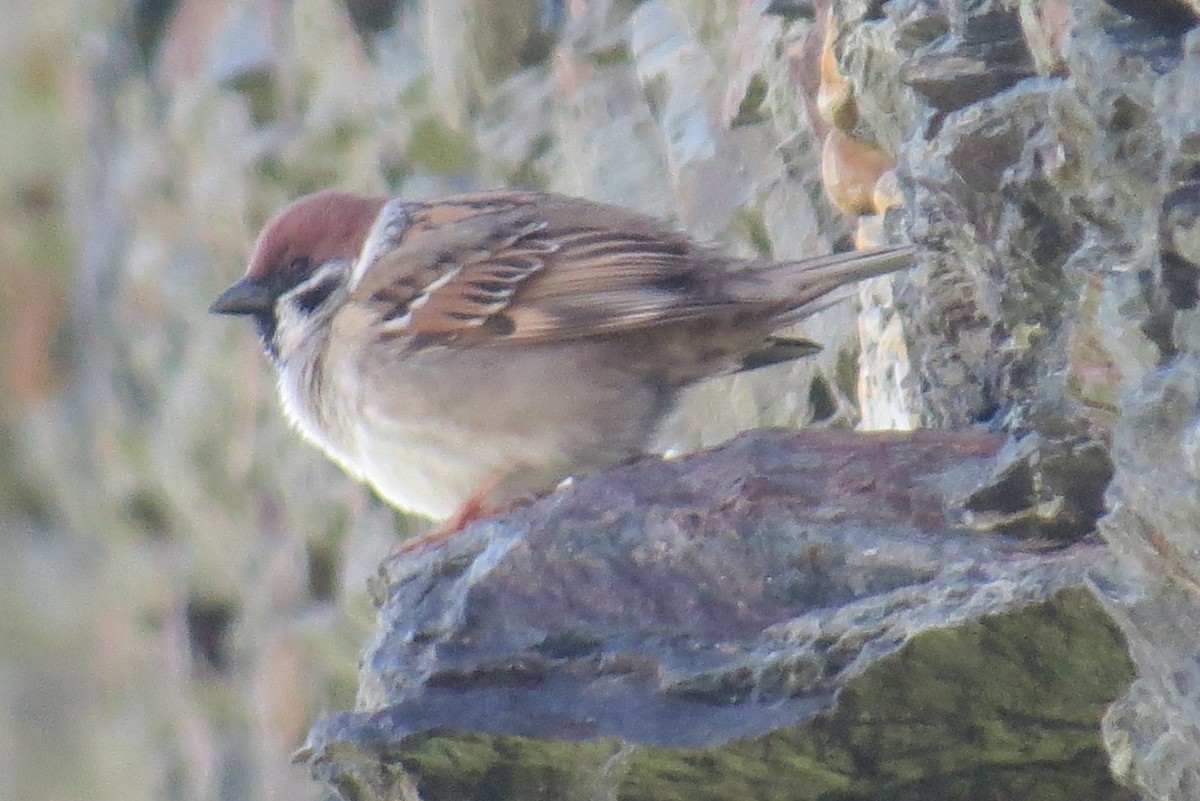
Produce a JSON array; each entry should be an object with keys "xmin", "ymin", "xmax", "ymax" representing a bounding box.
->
[{"xmin": 210, "ymin": 190, "xmax": 385, "ymax": 317}]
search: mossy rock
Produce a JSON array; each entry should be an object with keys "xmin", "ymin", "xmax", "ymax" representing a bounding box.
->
[{"xmin": 396, "ymin": 588, "xmax": 1134, "ymax": 801}]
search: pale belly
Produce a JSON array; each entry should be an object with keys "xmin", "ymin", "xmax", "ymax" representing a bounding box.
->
[
  {"xmin": 340, "ymin": 341, "xmax": 674, "ymax": 520},
  {"xmin": 352, "ymin": 418, "xmax": 563, "ymax": 519}
]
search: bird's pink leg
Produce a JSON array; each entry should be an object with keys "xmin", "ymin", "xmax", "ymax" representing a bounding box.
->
[{"xmin": 394, "ymin": 471, "xmax": 506, "ymax": 553}]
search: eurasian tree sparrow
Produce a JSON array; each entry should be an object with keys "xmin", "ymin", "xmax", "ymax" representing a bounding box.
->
[{"xmin": 212, "ymin": 189, "xmax": 914, "ymax": 540}]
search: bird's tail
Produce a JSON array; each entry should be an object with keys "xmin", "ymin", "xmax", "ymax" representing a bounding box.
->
[{"xmin": 749, "ymin": 244, "xmax": 917, "ymax": 321}]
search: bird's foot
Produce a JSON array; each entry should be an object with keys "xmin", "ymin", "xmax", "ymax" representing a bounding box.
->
[{"xmin": 393, "ymin": 472, "xmax": 507, "ymax": 554}]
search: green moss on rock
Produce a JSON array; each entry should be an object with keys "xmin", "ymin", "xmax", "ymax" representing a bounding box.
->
[{"xmin": 396, "ymin": 589, "xmax": 1134, "ymax": 801}]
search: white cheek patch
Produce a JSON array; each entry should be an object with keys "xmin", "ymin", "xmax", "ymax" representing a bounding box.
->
[
  {"xmin": 273, "ymin": 262, "xmax": 350, "ymax": 359},
  {"xmin": 273, "ymin": 302, "xmax": 310, "ymax": 361}
]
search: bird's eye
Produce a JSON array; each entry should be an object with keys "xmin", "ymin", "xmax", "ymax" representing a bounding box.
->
[
  {"xmin": 294, "ymin": 277, "xmax": 340, "ymax": 313},
  {"xmin": 289, "ymin": 256, "xmax": 311, "ymax": 273}
]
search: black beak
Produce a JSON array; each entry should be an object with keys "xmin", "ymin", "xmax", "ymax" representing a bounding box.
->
[{"xmin": 210, "ymin": 277, "xmax": 276, "ymax": 316}]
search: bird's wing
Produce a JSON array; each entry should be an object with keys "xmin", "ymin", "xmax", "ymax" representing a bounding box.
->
[{"xmin": 348, "ymin": 190, "xmax": 908, "ymax": 348}]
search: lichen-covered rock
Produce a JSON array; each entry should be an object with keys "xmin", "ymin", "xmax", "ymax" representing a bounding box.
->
[
  {"xmin": 307, "ymin": 590, "xmax": 1133, "ymax": 801},
  {"xmin": 880, "ymin": 0, "xmax": 1200, "ymax": 796},
  {"xmin": 304, "ymin": 429, "xmax": 1110, "ymax": 744},
  {"xmin": 300, "ymin": 430, "xmax": 1131, "ymax": 801}
]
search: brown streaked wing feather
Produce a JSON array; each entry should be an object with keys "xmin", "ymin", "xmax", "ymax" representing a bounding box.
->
[
  {"xmin": 349, "ymin": 192, "xmax": 744, "ymax": 346},
  {"xmin": 399, "ymin": 219, "xmax": 559, "ymax": 334}
]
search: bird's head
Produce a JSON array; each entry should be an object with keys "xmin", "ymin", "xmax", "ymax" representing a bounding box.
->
[{"xmin": 211, "ymin": 190, "xmax": 386, "ymax": 362}]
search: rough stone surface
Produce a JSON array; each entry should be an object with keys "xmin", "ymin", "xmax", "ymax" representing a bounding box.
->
[
  {"xmin": 885, "ymin": 0, "xmax": 1200, "ymax": 796},
  {"xmin": 301, "ymin": 429, "xmax": 1107, "ymax": 752},
  {"xmin": 297, "ymin": 430, "xmax": 1131, "ymax": 801}
]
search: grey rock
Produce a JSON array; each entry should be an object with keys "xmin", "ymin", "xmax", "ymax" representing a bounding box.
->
[
  {"xmin": 886, "ymin": 0, "xmax": 1200, "ymax": 793},
  {"xmin": 297, "ymin": 428, "xmax": 1111, "ymax": 778},
  {"xmin": 1160, "ymin": 182, "xmax": 1200, "ymax": 308},
  {"xmin": 763, "ymin": 0, "xmax": 816, "ymax": 21}
]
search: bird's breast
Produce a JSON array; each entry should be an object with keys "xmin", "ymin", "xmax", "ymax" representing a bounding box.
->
[{"xmin": 276, "ymin": 339, "xmax": 364, "ymax": 481}]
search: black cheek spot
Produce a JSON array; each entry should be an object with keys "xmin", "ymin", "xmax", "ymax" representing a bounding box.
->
[{"xmin": 294, "ymin": 278, "xmax": 340, "ymax": 313}]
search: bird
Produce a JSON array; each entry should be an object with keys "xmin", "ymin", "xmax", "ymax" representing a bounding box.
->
[{"xmin": 211, "ymin": 188, "xmax": 914, "ymax": 547}]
